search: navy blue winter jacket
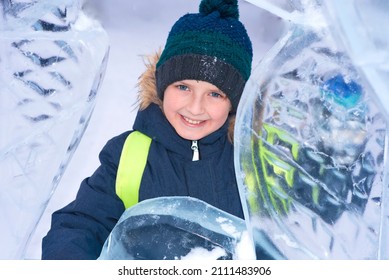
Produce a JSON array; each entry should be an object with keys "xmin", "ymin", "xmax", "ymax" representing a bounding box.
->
[{"xmin": 41, "ymin": 103, "xmax": 243, "ymax": 260}]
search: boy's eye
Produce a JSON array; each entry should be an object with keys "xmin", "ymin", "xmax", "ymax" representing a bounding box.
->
[
  {"xmin": 210, "ymin": 92, "xmax": 224, "ymax": 98},
  {"xmin": 177, "ymin": 85, "xmax": 189, "ymax": 91}
]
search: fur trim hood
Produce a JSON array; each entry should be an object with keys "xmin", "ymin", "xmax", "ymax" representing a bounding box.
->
[{"xmin": 136, "ymin": 52, "xmax": 236, "ymax": 142}]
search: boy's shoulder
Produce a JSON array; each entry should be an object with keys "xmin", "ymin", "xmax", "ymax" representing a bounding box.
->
[
  {"xmin": 99, "ymin": 130, "xmax": 132, "ymax": 159},
  {"xmin": 108, "ymin": 130, "xmax": 132, "ymax": 144},
  {"xmin": 99, "ymin": 130, "xmax": 151, "ymax": 165}
]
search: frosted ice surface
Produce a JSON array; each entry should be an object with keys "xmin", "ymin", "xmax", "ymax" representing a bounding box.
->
[
  {"xmin": 98, "ymin": 197, "xmax": 256, "ymax": 260},
  {"xmin": 324, "ymin": 1, "xmax": 389, "ymax": 121},
  {"xmin": 236, "ymin": 0, "xmax": 389, "ymax": 259},
  {"xmin": 0, "ymin": 0, "xmax": 109, "ymax": 259}
]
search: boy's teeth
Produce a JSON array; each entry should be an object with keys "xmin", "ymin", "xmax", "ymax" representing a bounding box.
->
[{"xmin": 184, "ymin": 117, "xmax": 201, "ymax": 124}]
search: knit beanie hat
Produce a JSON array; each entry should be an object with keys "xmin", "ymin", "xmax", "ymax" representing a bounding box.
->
[{"xmin": 156, "ymin": 0, "xmax": 253, "ymax": 113}]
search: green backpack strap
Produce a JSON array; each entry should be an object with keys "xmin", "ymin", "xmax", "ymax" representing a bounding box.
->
[{"xmin": 115, "ymin": 131, "xmax": 152, "ymax": 209}]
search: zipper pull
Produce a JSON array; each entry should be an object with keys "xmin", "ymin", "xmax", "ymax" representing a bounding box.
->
[{"xmin": 191, "ymin": 140, "xmax": 199, "ymax": 161}]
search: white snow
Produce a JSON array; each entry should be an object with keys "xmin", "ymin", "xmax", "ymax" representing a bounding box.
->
[{"xmin": 180, "ymin": 246, "xmax": 228, "ymax": 260}]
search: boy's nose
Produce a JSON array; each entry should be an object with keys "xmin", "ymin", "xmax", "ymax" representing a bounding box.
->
[{"xmin": 186, "ymin": 94, "xmax": 205, "ymax": 115}]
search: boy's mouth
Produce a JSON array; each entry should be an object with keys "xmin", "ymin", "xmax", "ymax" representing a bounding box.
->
[{"xmin": 182, "ymin": 116, "xmax": 203, "ymax": 125}]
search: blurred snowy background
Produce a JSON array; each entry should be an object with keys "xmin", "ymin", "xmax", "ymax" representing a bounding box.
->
[{"xmin": 23, "ymin": 0, "xmax": 285, "ymax": 259}]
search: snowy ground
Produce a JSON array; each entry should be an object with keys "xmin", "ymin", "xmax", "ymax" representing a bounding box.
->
[{"xmin": 24, "ymin": 0, "xmax": 285, "ymax": 259}]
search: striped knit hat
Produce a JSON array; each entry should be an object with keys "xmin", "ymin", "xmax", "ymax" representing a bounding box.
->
[{"xmin": 156, "ymin": 0, "xmax": 253, "ymax": 113}]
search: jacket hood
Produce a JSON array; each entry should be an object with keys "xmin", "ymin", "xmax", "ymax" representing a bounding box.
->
[{"xmin": 136, "ymin": 52, "xmax": 235, "ymax": 142}]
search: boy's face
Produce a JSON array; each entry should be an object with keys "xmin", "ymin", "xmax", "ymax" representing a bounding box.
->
[{"xmin": 163, "ymin": 79, "xmax": 231, "ymax": 141}]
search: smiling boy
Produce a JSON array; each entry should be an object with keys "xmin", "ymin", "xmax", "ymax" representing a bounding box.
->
[{"xmin": 42, "ymin": 0, "xmax": 253, "ymax": 259}]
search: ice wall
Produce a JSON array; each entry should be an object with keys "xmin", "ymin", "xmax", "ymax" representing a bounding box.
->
[
  {"xmin": 98, "ymin": 196, "xmax": 255, "ymax": 260},
  {"xmin": 0, "ymin": 0, "xmax": 109, "ymax": 259},
  {"xmin": 236, "ymin": 0, "xmax": 389, "ymax": 259}
]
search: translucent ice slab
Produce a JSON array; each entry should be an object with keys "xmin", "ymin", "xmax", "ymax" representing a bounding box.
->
[
  {"xmin": 0, "ymin": 0, "xmax": 109, "ymax": 259},
  {"xmin": 98, "ymin": 197, "xmax": 257, "ymax": 260},
  {"xmin": 237, "ymin": 0, "xmax": 388, "ymax": 259}
]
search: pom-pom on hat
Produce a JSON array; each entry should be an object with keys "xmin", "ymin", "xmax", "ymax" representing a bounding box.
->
[{"xmin": 156, "ymin": 0, "xmax": 253, "ymax": 113}]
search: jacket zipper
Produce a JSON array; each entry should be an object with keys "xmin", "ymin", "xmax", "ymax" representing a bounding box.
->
[{"xmin": 191, "ymin": 140, "xmax": 199, "ymax": 161}]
